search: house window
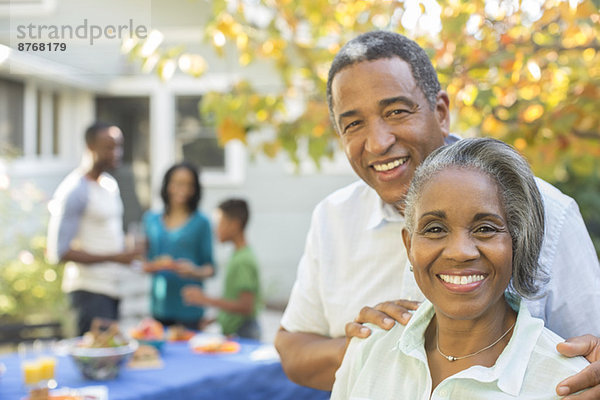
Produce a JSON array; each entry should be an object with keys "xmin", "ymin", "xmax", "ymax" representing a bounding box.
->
[
  {"xmin": 35, "ymin": 89, "xmax": 61, "ymax": 157},
  {"xmin": 52, "ymin": 92, "xmax": 59, "ymax": 155},
  {"xmin": 0, "ymin": 78, "xmax": 72, "ymax": 161},
  {"xmin": 174, "ymin": 95, "xmax": 225, "ymax": 171},
  {"xmin": 0, "ymin": 78, "xmax": 25, "ymax": 157}
]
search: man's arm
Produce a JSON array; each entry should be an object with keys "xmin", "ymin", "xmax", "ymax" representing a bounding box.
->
[
  {"xmin": 203, "ymin": 291, "xmax": 254, "ymax": 315},
  {"xmin": 274, "ymin": 328, "xmax": 346, "ymax": 391},
  {"xmin": 47, "ymin": 177, "xmax": 87, "ymax": 264},
  {"xmin": 48, "ymin": 177, "xmax": 142, "ymax": 266},
  {"xmin": 537, "ymin": 197, "xmax": 600, "ymax": 339},
  {"xmin": 182, "ymin": 287, "xmax": 254, "ymax": 315},
  {"xmin": 61, "ymin": 248, "xmax": 141, "ymax": 265},
  {"xmin": 534, "ymin": 191, "xmax": 600, "ymax": 398}
]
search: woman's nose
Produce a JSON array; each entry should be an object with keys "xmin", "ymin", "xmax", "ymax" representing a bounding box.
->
[
  {"xmin": 364, "ymin": 119, "xmax": 396, "ymax": 155},
  {"xmin": 443, "ymin": 231, "xmax": 479, "ymax": 262}
]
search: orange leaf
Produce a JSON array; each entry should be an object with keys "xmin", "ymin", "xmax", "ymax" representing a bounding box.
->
[
  {"xmin": 522, "ymin": 104, "xmax": 544, "ymax": 123},
  {"xmin": 217, "ymin": 117, "xmax": 247, "ymax": 145}
]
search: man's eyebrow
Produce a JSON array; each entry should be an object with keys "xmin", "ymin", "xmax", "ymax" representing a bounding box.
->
[
  {"xmin": 337, "ymin": 96, "xmax": 417, "ymax": 126},
  {"xmin": 379, "ymin": 96, "xmax": 416, "ymax": 109},
  {"xmin": 337, "ymin": 109, "xmax": 359, "ymax": 127}
]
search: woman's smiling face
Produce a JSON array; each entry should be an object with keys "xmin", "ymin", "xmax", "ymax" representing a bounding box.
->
[{"xmin": 402, "ymin": 167, "xmax": 513, "ymax": 321}]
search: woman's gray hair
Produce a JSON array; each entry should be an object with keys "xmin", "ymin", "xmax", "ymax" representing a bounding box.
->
[{"xmin": 404, "ymin": 137, "xmax": 546, "ymax": 298}]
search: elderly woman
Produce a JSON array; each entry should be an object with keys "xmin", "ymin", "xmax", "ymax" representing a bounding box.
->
[{"xmin": 332, "ymin": 138, "xmax": 589, "ymax": 399}]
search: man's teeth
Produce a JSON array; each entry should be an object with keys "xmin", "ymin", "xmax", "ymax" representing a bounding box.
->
[
  {"xmin": 439, "ymin": 274, "xmax": 485, "ymax": 285},
  {"xmin": 373, "ymin": 158, "xmax": 408, "ymax": 172}
]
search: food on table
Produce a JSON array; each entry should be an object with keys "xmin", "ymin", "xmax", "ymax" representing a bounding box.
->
[
  {"xmin": 189, "ymin": 333, "xmax": 241, "ymax": 354},
  {"xmin": 130, "ymin": 318, "xmax": 165, "ymax": 340},
  {"xmin": 27, "ymin": 392, "xmax": 83, "ymax": 400},
  {"xmin": 194, "ymin": 340, "xmax": 240, "ymax": 354},
  {"xmin": 27, "ymin": 387, "xmax": 50, "ymax": 400},
  {"xmin": 128, "ymin": 344, "xmax": 163, "ymax": 369},
  {"xmin": 144, "ymin": 255, "xmax": 175, "ymax": 272},
  {"xmin": 130, "ymin": 318, "xmax": 166, "ymax": 350},
  {"xmin": 131, "ymin": 345, "xmax": 160, "ymax": 362},
  {"xmin": 78, "ymin": 319, "xmax": 127, "ymax": 348},
  {"xmin": 68, "ymin": 319, "xmax": 137, "ymax": 380},
  {"xmin": 167, "ymin": 325, "xmax": 195, "ymax": 342}
]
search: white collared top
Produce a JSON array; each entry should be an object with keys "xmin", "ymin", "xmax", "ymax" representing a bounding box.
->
[
  {"xmin": 332, "ymin": 300, "xmax": 589, "ymax": 400},
  {"xmin": 281, "ymin": 180, "xmax": 415, "ymax": 338}
]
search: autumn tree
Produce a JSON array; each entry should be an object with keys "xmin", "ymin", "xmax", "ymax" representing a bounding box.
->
[{"xmin": 125, "ymin": 0, "xmax": 600, "ymax": 252}]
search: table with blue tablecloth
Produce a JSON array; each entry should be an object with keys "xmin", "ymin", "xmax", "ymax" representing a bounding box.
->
[{"xmin": 0, "ymin": 338, "xmax": 330, "ymax": 400}]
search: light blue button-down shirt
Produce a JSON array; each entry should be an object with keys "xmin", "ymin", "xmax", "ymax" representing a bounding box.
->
[{"xmin": 332, "ymin": 300, "xmax": 589, "ymax": 400}]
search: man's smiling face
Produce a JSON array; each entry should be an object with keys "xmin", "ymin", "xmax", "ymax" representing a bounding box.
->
[{"xmin": 331, "ymin": 57, "xmax": 450, "ymax": 208}]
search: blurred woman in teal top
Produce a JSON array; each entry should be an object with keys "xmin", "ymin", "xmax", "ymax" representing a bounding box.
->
[{"xmin": 143, "ymin": 162, "xmax": 215, "ymax": 329}]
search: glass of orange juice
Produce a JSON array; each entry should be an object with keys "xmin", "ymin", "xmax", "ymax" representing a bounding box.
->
[
  {"xmin": 38, "ymin": 357, "xmax": 55, "ymax": 380},
  {"xmin": 21, "ymin": 359, "xmax": 42, "ymax": 386}
]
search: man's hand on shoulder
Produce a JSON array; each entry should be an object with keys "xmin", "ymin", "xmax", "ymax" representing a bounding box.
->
[
  {"xmin": 345, "ymin": 299, "xmax": 421, "ymax": 340},
  {"xmin": 556, "ymin": 334, "xmax": 600, "ymax": 399}
]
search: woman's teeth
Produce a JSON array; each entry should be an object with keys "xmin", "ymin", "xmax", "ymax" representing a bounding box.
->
[{"xmin": 439, "ymin": 274, "xmax": 485, "ymax": 285}]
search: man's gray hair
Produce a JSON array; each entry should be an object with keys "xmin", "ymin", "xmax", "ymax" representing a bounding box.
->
[
  {"xmin": 404, "ymin": 137, "xmax": 546, "ymax": 298},
  {"xmin": 326, "ymin": 30, "xmax": 441, "ymax": 125}
]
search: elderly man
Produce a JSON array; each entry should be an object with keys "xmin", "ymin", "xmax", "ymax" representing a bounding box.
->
[
  {"xmin": 275, "ymin": 31, "xmax": 600, "ymax": 399},
  {"xmin": 47, "ymin": 121, "xmax": 142, "ymax": 335}
]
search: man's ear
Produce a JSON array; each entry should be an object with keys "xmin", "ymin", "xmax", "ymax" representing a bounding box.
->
[
  {"xmin": 402, "ymin": 228, "xmax": 412, "ymax": 256},
  {"xmin": 435, "ymin": 91, "xmax": 450, "ymax": 138}
]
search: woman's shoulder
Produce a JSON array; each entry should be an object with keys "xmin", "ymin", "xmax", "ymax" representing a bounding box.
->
[
  {"xmin": 190, "ymin": 210, "xmax": 211, "ymax": 223},
  {"xmin": 351, "ymin": 322, "xmax": 406, "ymax": 354},
  {"xmin": 183, "ymin": 211, "xmax": 211, "ymax": 230},
  {"xmin": 515, "ymin": 326, "xmax": 590, "ymax": 398},
  {"xmin": 532, "ymin": 327, "xmax": 590, "ymax": 371},
  {"xmin": 143, "ymin": 210, "xmax": 163, "ymax": 223}
]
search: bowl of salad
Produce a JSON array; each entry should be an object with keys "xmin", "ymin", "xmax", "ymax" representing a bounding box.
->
[{"xmin": 65, "ymin": 319, "xmax": 138, "ymax": 380}]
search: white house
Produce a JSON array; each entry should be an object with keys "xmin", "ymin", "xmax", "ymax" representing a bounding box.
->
[{"xmin": 0, "ymin": 0, "xmax": 356, "ymax": 332}]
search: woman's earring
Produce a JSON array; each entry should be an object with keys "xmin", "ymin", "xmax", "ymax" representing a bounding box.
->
[{"xmin": 409, "ymin": 264, "xmax": 413, "ymax": 272}]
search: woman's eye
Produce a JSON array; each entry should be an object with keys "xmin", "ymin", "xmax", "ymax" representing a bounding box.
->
[
  {"xmin": 475, "ymin": 225, "xmax": 497, "ymax": 234},
  {"xmin": 423, "ymin": 225, "xmax": 445, "ymax": 235}
]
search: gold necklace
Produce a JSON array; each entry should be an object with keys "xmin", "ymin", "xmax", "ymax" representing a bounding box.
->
[{"xmin": 436, "ymin": 321, "xmax": 516, "ymax": 362}]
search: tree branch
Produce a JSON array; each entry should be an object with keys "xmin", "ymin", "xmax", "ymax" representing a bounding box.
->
[{"xmin": 573, "ymin": 129, "xmax": 600, "ymax": 140}]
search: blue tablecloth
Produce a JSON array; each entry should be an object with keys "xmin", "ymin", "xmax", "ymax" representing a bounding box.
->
[{"xmin": 0, "ymin": 339, "xmax": 330, "ymax": 400}]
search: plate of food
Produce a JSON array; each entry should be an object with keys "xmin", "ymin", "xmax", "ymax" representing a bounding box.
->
[
  {"xmin": 130, "ymin": 318, "xmax": 166, "ymax": 351},
  {"xmin": 167, "ymin": 325, "xmax": 195, "ymax": 342},
  {"xmin": 22, "ymin": 384, "xmax": 108, "ymax": 400},
  {"xmin": 189, "ymin": 333, "xmax": 240, "ymax": 354},
  {"xmin": 128, "ymin": 344, "xmax": 163, "ymax": 369}
]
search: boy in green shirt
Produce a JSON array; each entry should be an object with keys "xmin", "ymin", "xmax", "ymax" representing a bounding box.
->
[{"xmin": 182, "ymin": 199, "xmax": 261, "ymax": 340}]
